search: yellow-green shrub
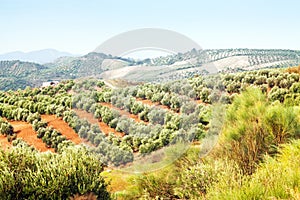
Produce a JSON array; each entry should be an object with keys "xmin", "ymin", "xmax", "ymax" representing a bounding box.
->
[{"xmin": 0, "ymin": 145, "xmax": 110, "ymax": 200}]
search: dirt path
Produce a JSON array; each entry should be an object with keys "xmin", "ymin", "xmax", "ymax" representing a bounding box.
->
[
  {"xmin": 41, "ymin": 115, "xmax": 81, "ymax": 144},
  {"xmin": 103, "ymin": 80, "xmax": 117, "ymax": 89},
  {"xmin": 9, "ymin": 121, "xmax": 55, "ymax": 152}
]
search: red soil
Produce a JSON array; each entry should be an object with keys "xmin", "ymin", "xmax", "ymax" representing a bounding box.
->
[
  {"xmin": 41, "ymin": 115, "xmax": 81, "ymax": 145},
  {"xmin": 195, "ymin": 99, "xmax": 209, "ymax": 106},
  {"xmin": 99, "ymin": 102, "xmax": 148, "ymax": 124},
  {"xmin": 73, "ymin": 109, "xmax": 124, "ymax": 138},
  {"xmin": 94, "ymin": 86, "xmax": 102, "ymax": 91},
  {"xmin": 267, "ymin": 86, "xmax": 272, "ymax": 94},
  {"xmin": 10, "ymin": 120, "xmax": 55, "ymax": 152},
  {"xmin": 73, "ymin": 109, "xmax": 99, "ymax": 124},
  {"xmin": 135, "ymin": 98, "xmax": 181, "ymax": 115},
  {"xmin": 135, "ymin": 98, "xmax": 169, "ymax": 109},
  {"xmin": 0, "ymin": 135, "xmax": 11, "ymax": 151},
  {"xmin": 196, "ymin": 99, "xmax": 203, "ymax": 104},
  {"xmin": 98, "ymin": 121, "xmax": 124, "ymax": 137}
]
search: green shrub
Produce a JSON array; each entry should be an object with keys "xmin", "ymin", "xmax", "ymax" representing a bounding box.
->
[
  {"xmin": 221, "ymin": 87, "xmax": 300, "ymax": 174},
  {"xmin": 0, "ymin": 146, "xmax": 110, "ymax": 200},
  {"xmin": 207, "ymin": 140, "xmax": 300, "ymax": 200}
]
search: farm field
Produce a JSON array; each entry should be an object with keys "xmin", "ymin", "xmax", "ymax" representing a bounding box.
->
[
  {"xmin": 41, "ymin": 115, "xmax": 81, "ymax": 144},
  {"xmin": 2, "ymin": 0, "xmax": 300, "ymax": 198},
  {"xmin": 1, "ymin": 66, "xmax": 300, "ymax": 199},
  {"xmin": 10, "ymin": 120, "xmax": 55, "ymax": 152}
]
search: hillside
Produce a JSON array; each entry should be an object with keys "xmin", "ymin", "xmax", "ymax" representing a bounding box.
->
[
  {"xmin": 0, "ymin": 52, "xmax": 135, "ymax": 90},
  {"xmin": 0, "ymin": 60, "xmax": 46, "ymax": 90},
  {"xmin": 102, "ymin": 48, "xmax": 300, "ymax": 82},
  {"xmin": 1, "ymin": 67, "xmax": 300, "ymax": 198},
  {"xmin": 0, "ymin": 49, "xmax": 300, "ymax": 91},
  {"xmin": 43, "ymin": 52, "xmax": 132, "ymax": 79}
]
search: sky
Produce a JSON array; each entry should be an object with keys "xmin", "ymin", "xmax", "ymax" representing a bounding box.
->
[{"xmin": 1, "ymin": 0, "xmax": 300, "ymax": 55}]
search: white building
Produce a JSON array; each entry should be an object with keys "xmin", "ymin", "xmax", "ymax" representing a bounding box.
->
[{"xmin": 42, "ymin": 81, "xmax": 59, "ymax": 87}]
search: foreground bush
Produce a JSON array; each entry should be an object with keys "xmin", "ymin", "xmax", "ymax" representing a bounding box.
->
[
  {"xmin": 136, "ymin": 140, "xmax": 300, "ymax": 200},
  {"xmin": 0, "ymin": 145, "xmax": 110, "ymax": 200},
  {"xmin": 207, "ymin": 140, "xmax": 300, "ymax": 199},
  {"xmin": 221, "ymin": 87, "xmax": 300, "ymax": 174}
]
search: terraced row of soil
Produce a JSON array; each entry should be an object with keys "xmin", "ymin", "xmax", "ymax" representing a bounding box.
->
[
  {"xmin": 41, "ymin": 115, "xmax": 81, "ymax": 144},
  {"xmin": 73, "ymin": 109, "xmax": 124, "ymax": 137},
  {"xmin": 99, "ymin": 102, "xmax": 147, "ymax": 124},
  {"xmin": 1, "ymin": 93, "xmax": 202, "ymax": 152},
  {"xmin": 0, "ymin": 115, "xmax": 83, "ymax": 152},
  {"xmin": 0, "ymin": 120, "xmax": 55, "ymax": 152},
  {"xmin": 135, "ymin": 98, "xmax": 170, "ymax": 110}
]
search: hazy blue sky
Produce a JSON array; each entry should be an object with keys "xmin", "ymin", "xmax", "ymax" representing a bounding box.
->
[{"xmin": 1, "ymin": 0, "xmax": 299, "ymax": 54}]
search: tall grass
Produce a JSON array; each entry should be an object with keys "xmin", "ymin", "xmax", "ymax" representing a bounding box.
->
[
  {"xmin": 220, "ymin": 87, "xmax": 300, "ymax": 174},
  {"xmin": 207, "ymin": 140, "xmax": 300, "ymax": 199}
]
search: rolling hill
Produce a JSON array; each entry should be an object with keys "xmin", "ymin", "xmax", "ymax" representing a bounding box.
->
[
  {"xmin": 0, "ymin": 49, "xmax": 299, "ymax": 90},
  {"xmin": 102, "ymin": 48, "xmax": 300, "ymax": 82},
  {"xmin": 1, "ymin": 66, "xmax": 300, "ymax": 199}
]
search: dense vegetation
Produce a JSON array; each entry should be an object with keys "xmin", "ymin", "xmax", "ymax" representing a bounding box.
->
[
  {"xmin": 0, "ymin": 144, "xmax": 110, "ymax": 199},
  {"xmin": 1, "ymin": 65, "xmax": 300, "ymax": 199},
  {"xmin": 149, "ymin": 48, "xmax": 300, "ymax": 67},
  {"xmin": 107, "ymin": 66, "xmax": 300, "ymax": 199}
]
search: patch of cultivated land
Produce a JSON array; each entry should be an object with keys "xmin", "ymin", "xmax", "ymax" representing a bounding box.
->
[
  {"xmin": 0, "ymin": 135, "xmax": 11, "ymax": 150},
  {"xmin": 41, "ymin": 115, "xmax": 81, "ymax": 144},
  {"xmin": 135, "ymin": 98, "xmax": 168, "ymax": 109},
  {"xmin": 99, "ymin": 102, "xmax": 147, "ymax": 124},
  {"xmin": 10, "ymin": 120, "xmax": 54, "ymax": 152},
  {"xmin": 135, "ymin": 98, "xmax": 180, "ymax": 114},
  {"xmin": 73, "ymin": 109, "xmax": 99, "ymax": 124},
  {"xmin": 99, "ymin": 121, "xmax": 124, "ymax": 137},
  {"xmin": 73, "ymin": 109, "xmax": 124, "ymax": 137}
]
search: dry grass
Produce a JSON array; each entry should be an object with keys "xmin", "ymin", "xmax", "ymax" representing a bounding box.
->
[{"xmin": 286, "ymin": 65, "xmax": 300, "ymax": 74}]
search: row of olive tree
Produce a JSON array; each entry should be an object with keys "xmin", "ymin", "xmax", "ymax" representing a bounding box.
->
[
  {"xmin": 62, "ymin": 109, "xmax": 134, "ymax": 166},
  {"xmin": 0, "ymin": 103, "xmax": 70, "ymax": 151},
  {"xmin": 0, "ymin": 144, "xmax": 110, "ymax": 199}
]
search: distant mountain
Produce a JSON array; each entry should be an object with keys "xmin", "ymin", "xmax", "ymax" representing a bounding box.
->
[{"xmin": 0, "ymin": 49, "xmax": 77, "ymax": 64}]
